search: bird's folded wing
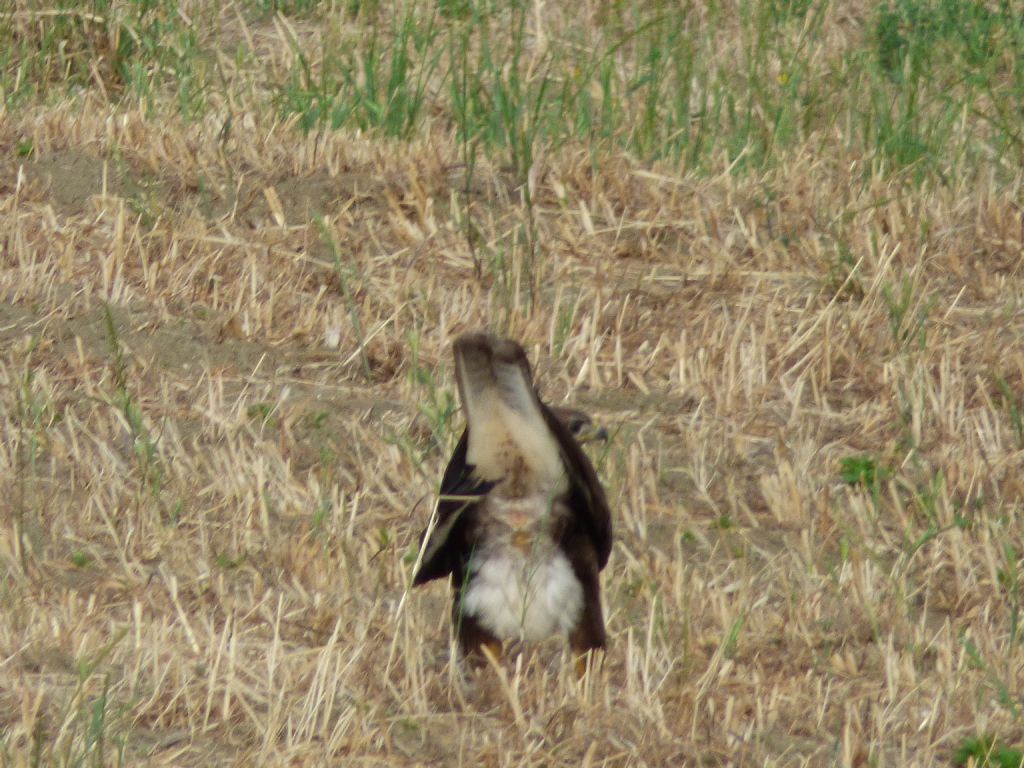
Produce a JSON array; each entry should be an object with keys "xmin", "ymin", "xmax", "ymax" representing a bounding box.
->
[
  {"xmin": 412, "ymin": 430, "xmax": 493, "ymax": 585},
  {"xmin": 542, "ymin": 404, "xmax": 614, "ymax": 570}
]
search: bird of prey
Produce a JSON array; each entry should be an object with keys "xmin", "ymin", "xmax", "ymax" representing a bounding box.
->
[{"xmin": 412, "ymin": 332, "xmax": 612, "ymax": 673}]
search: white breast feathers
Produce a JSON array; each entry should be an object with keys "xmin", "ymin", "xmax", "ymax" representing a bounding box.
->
[{"xmin": 463, "ymin": 550, "xmax": 583, "ymax": 642}]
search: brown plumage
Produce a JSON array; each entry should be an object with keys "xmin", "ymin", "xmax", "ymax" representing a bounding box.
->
[{"xmin": 413, "ymin": 333, "xmax": 612, "ymax": 672}]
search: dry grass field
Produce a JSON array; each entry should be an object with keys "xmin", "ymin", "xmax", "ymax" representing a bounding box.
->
[{"xmin": 2, "ymin": 0, "xmax": 1024, "ymax": 765}]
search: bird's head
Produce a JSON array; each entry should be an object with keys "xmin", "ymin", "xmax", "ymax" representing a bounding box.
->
[{"xmin": 553, "ymin": 407, "xmax": 609, "ymax": 445}]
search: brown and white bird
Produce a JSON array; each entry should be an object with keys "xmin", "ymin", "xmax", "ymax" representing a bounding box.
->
[{"xmin": 412, "ymin": 332, "xmax": 612, "ymax": 672}]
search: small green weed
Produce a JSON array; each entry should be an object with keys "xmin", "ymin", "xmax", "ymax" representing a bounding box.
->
[
  {"xmin": 407, "ymin": 330, "xmax": 456, "ymax": 455},
  {"xmin": 839, "ymin": 454, "xmax": 890, "ymax": 488},
  {"xmin": 70, "ymin": 550, "xmax": 91, "ymax": 568},
  {"xmin": 994, "ymin": 375, "xmax": 1024, "ymax": 449},
  {"xmin": 11, "ymin": 335, "xmax": 53, "ymax": 570},
  {"xmin": 723, "ymin": 614, "xmax": 744, "ymax": 659},
  {"xmin": 37, "ymin": 630, "xmax": 131, "ymax": 767},
  {"xmin": 997, "ymin": 542, "xmax": 1021, "ymax": 647},
  {"xmin": 824, "ymin": 243, "xmax": 864, "ymax": 300},
  {"xmin": 317, "ymin": 219, "xmax": 372, "ymax": 381},
  {"xmin": 214, "ymin": 552, "xmax": 246, "ymax": 569},
  {"xmin": 883, "ymin": 277, "xmax": 933, "ymax": 350},
  {"xmin": 253, "ymin": 0, "xmax": 324, "ymax": 17},
  {"xmin": 103, "ymin": 305, "xmax": 164, "ymax": 502},
  {"xmin": 839, "ymin": 453, "xmax": 893, "ymax": 516},
  {"xmin": 962, "ymin": 634, "xmax": 1021, "ymax": 719},
  {"xmin": 953, "ymin": 735, "xmax": 1024, "ymax": 768},
  {"xmin": 247, "ymin": 402, "xmax": 275, "ymax": 428}
]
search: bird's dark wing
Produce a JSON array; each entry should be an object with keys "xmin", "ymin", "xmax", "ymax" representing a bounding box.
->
[
  {"xmin": 542, "ymin": 403, "xmax": 613, "ymax": 570},
  {"xmin": 412, "ymin": 428, "xmax": 494, "ymax": 586}
]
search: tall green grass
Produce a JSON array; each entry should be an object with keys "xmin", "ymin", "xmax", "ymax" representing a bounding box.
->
[
  {"xmin": 865, "ymin": 0, "xmax": 1024, "ymax": 179},
  {"xmin": 0, "ymin": 0, "xmax": 212, "ymax": 116},
  {"xmin": 275, "ymin": 3, "xmax": 443, "ymax": 136},
  {"xmin": 2, "ymin": 0, "xmax": 1022, "ymax": 179},
  {"xmin": 265, "ymin": 0, "xmax": 1024, "ymax": 178}
]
